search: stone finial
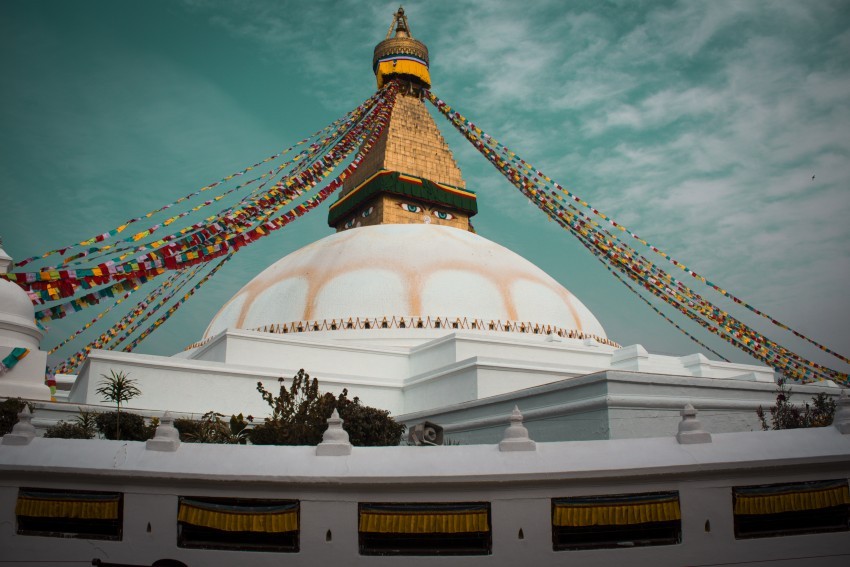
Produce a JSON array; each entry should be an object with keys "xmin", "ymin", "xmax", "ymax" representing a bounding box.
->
[
  {"xmin": 834, "ymin": 389, "xmax": 850, "ymax": 434},
  {"xmin": 316, "ymin": 409, "xmax": 352, "ymax": 456},
  {"xmin": 2, "ymin": 406, "xmax": 36, "ymax": 445},
  {"xmin": 676, "ymin": 404, "xmax": 712, "ymax": 444},
  {"xmin": 499, "ymin": 405, "xmax": 536, "ymax": 452},
  {"xmin": 146, "ymin": 411, "xmax": 181, "ymax": 452}
]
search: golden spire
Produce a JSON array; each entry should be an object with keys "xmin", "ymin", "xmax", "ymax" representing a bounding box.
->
[
  {"xmin": 373, "ymin": 7, "xmax": 431, "ymax": 89},
  {"xmin": 327, "ymin": 7, "xmax": 474, "ymax": 233}
]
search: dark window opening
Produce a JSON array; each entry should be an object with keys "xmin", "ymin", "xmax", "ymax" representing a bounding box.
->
[
  {"xmin": 177, "ymin": 497, "xmax": 299, "ymax": 553},
  {"xmin": 553, "ymin": 521, "xmax": 681, "ymax": 550},
  {"xmin": 16, "ymin": 488, "xmax": 123, "ymax": 541}
]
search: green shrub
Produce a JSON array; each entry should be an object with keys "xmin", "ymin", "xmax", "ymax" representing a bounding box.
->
[
  {"xmin": 95, "ymin": 411, "xmax": 157, "ymax": 441},
  {"xmin": 757, "ymin": 378, "xmax": 836, "ymax": 430},
  {"xmin": 175, "ymin": 412, "xmax": 250, "ymax": 444},
  {"xmin": 44, "ymin": 410, "xmax": 97, "ymax": 439},
  {"xmin": 250, "ymin": 369, "xmax": 404, "ymax": 446},
  {"xmin": 44, "ymin": 421, "xmax": 93, "ymax": 439},
  {"xmin": 0, "ymin": 398, "xmax": 32, "ymax": 435}
]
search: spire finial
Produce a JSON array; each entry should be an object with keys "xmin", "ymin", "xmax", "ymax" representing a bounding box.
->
[{"xmin": 387, "ymin": 6, "xmax": 412, "ymax": 39}]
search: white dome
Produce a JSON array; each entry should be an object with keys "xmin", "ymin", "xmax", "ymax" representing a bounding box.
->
[
  {"xmin": 204, "ymin": 225, "xmax": 607, "ymax": 340},
  {"xmin": 0, "ymin": 248, "xmax": 42, "ymax": 348}
]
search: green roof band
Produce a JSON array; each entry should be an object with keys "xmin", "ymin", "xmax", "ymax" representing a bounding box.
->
[{"xmin": 328, "ymin": 171, "xmax": 477, "ymax": 227}]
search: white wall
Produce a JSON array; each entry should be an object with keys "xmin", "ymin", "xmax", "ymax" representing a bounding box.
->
[{"xmin": 1, "ymin": 426, "xmax": 849, "ymax": 566}]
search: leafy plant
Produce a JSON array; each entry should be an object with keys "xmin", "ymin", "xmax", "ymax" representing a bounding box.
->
[
  {"xmin": 0, "ymin": 397, "xmax": 33, "ymax": 435},
  {"xmin": 251, "ymin": 369, "xmax": 404, "ymax": 446},
  {"xmin": 95, "ymin": 411, "xmax": 157, "ymax": 441},
  {"xmin": 44, "ymin": 409, "xmax": 97, "ymax": 439},
  {"xmin": 95, "ymin": 370, "xmax": 141, "ymax": 439},
  {"xmin": 757, "ymin": 378, "xmax": 837, "ymax": 430},
  {"xmin": 175, "ymin": 411, "xmax": 251, "ymax": 444}
]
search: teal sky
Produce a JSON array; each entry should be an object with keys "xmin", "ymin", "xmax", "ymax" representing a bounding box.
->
[{"xmin": 1, "ymin": 0, "xmax": 848, "ymax": 375}]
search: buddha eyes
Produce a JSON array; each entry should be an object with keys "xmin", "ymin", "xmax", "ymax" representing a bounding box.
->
[
  {"xmin": 361, "ymin": 206, "xmax": 374, "ymax": 218},
  {"xmin": 399, "ymin": 203, "xmax": 422, "ymax": 213},
  {"xmin": 344, "ymin": 218, "xmax": 355, "ymax": 229},
  {"xmin": 397, "ymin": 203, "xmax": 454, "ymax": 220}
]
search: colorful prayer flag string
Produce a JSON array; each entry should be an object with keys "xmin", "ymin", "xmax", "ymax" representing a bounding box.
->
[{"xmin": 427, "ymin": 90, "xmax": 847, "ymax": 385}]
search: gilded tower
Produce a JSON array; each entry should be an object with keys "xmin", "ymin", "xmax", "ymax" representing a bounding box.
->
[{"xmin": 328, "ymin": 7, "xmax": 477, "ymax": 232}]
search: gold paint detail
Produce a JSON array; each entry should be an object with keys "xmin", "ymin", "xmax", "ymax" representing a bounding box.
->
[
  {"xmin": 340, "ymin": 93, "xmax": 465, "ymax": 195},
  {"xmin": 185, "ymin": 316, "xmax": 620, "ymax": 351}
]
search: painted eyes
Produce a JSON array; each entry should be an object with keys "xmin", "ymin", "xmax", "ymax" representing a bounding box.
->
[
  {"xmin": 361, "ymin": 207, "xmax": 374, "ymax": 218},
  {"xmin": 398, "ymin": 202, "xmax": 455, "ymax": 221},
  {"xmin": 399, "ymin": 203, "xmax": 422, "ymax": 213},
  {"xmin": 344, "ymin": 218, "xmax": 355, "ymax": 229}
]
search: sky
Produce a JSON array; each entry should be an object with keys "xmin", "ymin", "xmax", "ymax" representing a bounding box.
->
[{"xmin": 1, "ymin": 0, "xmax": 849, "ymax": 376}]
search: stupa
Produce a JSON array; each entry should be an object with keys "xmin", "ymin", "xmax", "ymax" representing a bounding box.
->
[
  {"xmin": 204, "ymin": 8, "xmax": 606, "ymax": 344},
  {"xmin": 49, "ymin": 7, "xmax": 824, "ymax": 444}
]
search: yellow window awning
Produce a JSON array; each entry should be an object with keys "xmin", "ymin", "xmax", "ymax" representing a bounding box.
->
[
  {"xmin": 553, "ymin": 492, "xmax": 681, "ymax": 527},
  {"xmin": 16, "ymin": 489, "xmax": 120, "ymax": 520},
  {"xmin": 178, "ymin": 498, "xmax": 298, "ymax": 533},
  {"xmin": 359, "ymin": 503, "xmax": 489, "ymax": 534},
  {"xmin": 734, "ymin": 480, "xmax": 850, "ymax": 516}
]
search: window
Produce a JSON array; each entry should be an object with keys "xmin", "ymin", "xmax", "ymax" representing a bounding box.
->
[
  {"xmin": 733, "ymin": 479, "xmax": 849, "ymax": 539},
  {"xmin": 16, "ymin": 487, "xmax": 122, "ymax": 540},
  {"xmin": 177, "ymin": 497, "xmax": 299, "ymax": 552},
  {"xmin": 552, "ymin": 491, "xmax": 681, "ymax": 550},
  {"xmin": 359, "ymin": 502, "xmax": 491, "ymax": 556}
]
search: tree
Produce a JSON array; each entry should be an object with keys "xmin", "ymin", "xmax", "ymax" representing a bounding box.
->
[
  {"xmin": 757, "ymin": 377, "xmax": 837, "ymax": 430},
  {"xmin": 95, "ymin": 370, "xmax": 141, "ymax": 439},
  {"xmin": 251, "ymin": 369, "xmax": 405, "ymax": 446}
]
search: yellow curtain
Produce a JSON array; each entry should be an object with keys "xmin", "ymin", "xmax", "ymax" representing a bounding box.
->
[
  {"xmin": 376, "ymin": 59, "xmax": 431, "ymax": 88},
  {"xmin": 553, "ymin": 500, "xmax": 681, "ymax": 527},
  {"xmin": 178, "ymin": 503, "xmax": 298, "ymax": 533},
  {"xmin": 16, "ymin": 497, "xmax": 119, "ymax": 520},
  {"xmin": 734, "ymin": 484, "xmax": 850, "ymax": 516},
  {"xmin": 359, "ymin": 510, "xmax": 489, "ymax": 534}
]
